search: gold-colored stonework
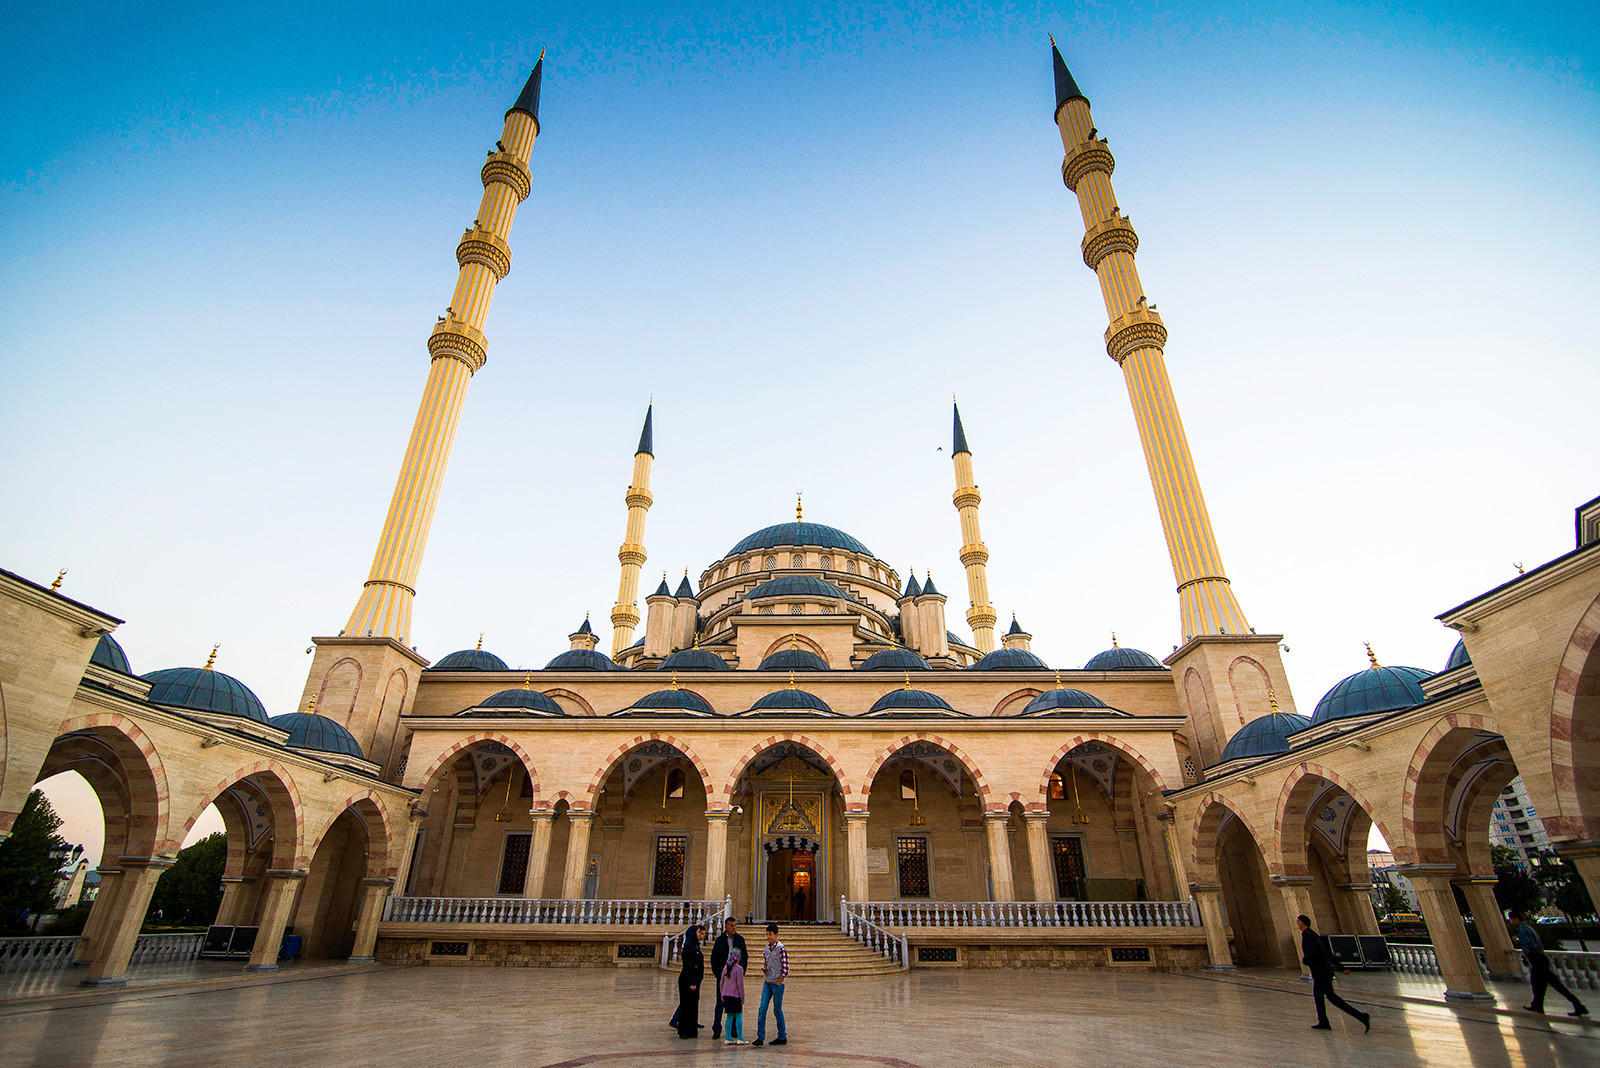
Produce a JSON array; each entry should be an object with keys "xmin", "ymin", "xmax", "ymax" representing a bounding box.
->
[{"xmin": 761, "ymin": 794, "xmax": 823, "ymax": 837}]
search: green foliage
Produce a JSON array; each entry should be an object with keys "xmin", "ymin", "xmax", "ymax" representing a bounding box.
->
[
  {"xmin": 1376, "ymin": 882, "xmax": 1410, "ymax": 919},
  {"xmin": 1532, "ymin": 849, "xmax": 1596, "ymax": 922},
  {"xmin": 40, "ymin": 902, "xmax": 92, "ymax": 935},
  {"xmin": 0, "ymin": 791, "xmax": 71, "ymax": 934},
  {"xmin": 145, "ymin": 833, "xmax": 226, "ymax": 928},
  {"xmin": 1491, "ymin": 846, "xmax": 1543, "ymax": 918}
]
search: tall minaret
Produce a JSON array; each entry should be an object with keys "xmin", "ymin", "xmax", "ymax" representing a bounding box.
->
[
  {"xmin": 951, "ymin": 402, "xmax": 998, "ymax": 653},
  {"xmin": 610, "ymin": 404, "xmax": 655, "ymax": 656},
  {"xmin": 1051, "ymin": 39, "xmax": 1249, "ymax": 641},
  {"xmin": 344, "ymin": 57, "xmax": 546, "ymax": 641}
]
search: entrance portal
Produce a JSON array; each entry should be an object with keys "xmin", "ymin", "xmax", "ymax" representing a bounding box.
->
[{"xmin": 765, "ymin": 848, "xmax": 816, "ymax": 921}]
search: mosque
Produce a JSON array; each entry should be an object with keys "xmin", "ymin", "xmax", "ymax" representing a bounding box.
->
[{"xmin": 1, "ymin": 44, "xmax": 1596, "ymax": 996}]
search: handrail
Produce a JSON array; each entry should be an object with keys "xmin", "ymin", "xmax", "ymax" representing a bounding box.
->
[
  {"xmin": 0, "ymin": 931, "xmax": 205, "ymax": 972},
  {"xmin": 841, "ymin": 897, "xmax": 909, "ymax": 969},
  {"xmin": 659, "ymin": 897, "xmax": 734, "ymax": 970},
  {"xmin": 846, "ymin": 899, "xmax": 1201, "ymax": 929},
  {"xmin": 383, "ymin": 896, "xmax": 727, "ymax": 927},
  {"xmin": 1388, "ymin": 943, "xmax": 1599, "ymax": 991}
]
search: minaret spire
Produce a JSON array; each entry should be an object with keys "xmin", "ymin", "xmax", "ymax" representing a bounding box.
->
[
  {"xmin": 344, "ymin": 60, "xmax": 547, "ymax": 640},
  {"xmin": 950, "ymin": 399, "xmax": 998, "ymax": 653},
  {"xmin": 1051, "ymin": 40, "xmax": 1249, "ymax": 641},
  {"xmin": 611, "ymin": 402, "xmax": 656, "ymax": 655}
]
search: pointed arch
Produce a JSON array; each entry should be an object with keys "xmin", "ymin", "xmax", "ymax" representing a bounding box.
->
[
  {"xmin": 1037, "ymin": 733, "xmax": 1171, "ymax": 801},
  {"xmin": 1191, "ymin": 791, "xmax": 1273, "ymax": 884},
  {"xmin": 49, "ymin": 712, "xmax": 170, "ymax": 857},
  {"xmin": 585, "ymin": 733, "xmax": 713, "ymax": 805},
  {"xmin": 722, "ymin": 734, "xmax": 848, "ymax": 808},
  {"xmin": 1275, "ymin": 762, "xmax": 1398, "ymax": 877},
  {"xmin": 859, "ymin": 734, "xmax": 990, "ymax": 810},
  {"xmin": 1549, "ymin": 590, "xmax": 1600, "ymax": 840},
  {"xmin": 181, "ymin": 760, "xmax": 305, "ymax": 869},
  {"xmin": 414, "ymin": 733, "xmax": 541, "ymax": 798},
  {"xmin": 989, "ymin": 688, "xmax": 1041, "ymax": 716},
  {"xmin": 301, "ymin": 790, "xmax": 396, "ymax": 876},
  {"xmin": 1402, "ymin": 711, "xmax": 1507, "ymax": 864},
  {"xmin": 759, "ymin": 633, "xmax": 827, "ymax": 661}
]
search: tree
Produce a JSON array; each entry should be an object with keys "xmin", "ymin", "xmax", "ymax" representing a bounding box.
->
[
  {"xmin": 1491, "ymin": 844, "xmax": 1542, "ymax": 918},
  {"xmin": 0, "ymin": 790, "xmax": 72, "ymax": 934},
  {"xmin": 146, "ymin": 833, "xmax": 226, "ymax": 928},
  {"xmin": 1376, "ymin": 881, "xmax": 1410, "ymax": 919}
]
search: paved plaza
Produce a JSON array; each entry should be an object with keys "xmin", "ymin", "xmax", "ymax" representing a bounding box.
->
[{"xmin": 1, "ymin": 965, "xmax": 1596, "ymax": 1067}]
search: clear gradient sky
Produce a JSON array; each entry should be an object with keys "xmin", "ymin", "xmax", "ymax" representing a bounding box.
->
[{"xmin": 4, "ymin": 2, "xmax": 1597, "ymax": 864}]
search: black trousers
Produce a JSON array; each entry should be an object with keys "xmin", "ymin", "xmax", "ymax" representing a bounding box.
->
[
  {"xmin": 712, "ymin": 988, "xmax": 725, "ymax": 1035},
  {"xmin": 675, "ymin": 972, "xmax": 701, "ymax": 1038},
  {"xmin": 1529, "ymin": 953, "xmax": 1585, "ymax": 1012},
  {"xmin": 1312, "ymin": 971, "xmax": 1365, "ymax": 1026}
]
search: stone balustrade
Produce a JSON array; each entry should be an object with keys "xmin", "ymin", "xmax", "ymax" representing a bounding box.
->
[
  {"xmin": 849, "ymin": 899, "xmax": 1200, "ymax": 929},
  {"xmin": 0, "ymin": 930, "xmax": 204, "ymax": 972},
  {"xmin": 1389, "ymin": 942, "xmax": 1600, "ymax": 991},
  {"xmin": 385, "ymin": 896, "xmax": 728, "ymax": 929},
  {"xmin": 840, "ymin": 900, "xmax": 909, "ymax": 967}
]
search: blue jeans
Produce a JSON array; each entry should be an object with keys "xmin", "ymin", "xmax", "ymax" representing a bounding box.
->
[{"xmin": 756, "ymin": 981, "xmax": 785, "ymax": 1041}]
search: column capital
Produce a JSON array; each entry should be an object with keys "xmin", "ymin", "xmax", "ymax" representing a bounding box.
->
[
  {"xmin": 1188, "ymin": 882, "xmax": 1223, "ymax": 893},
  {"xmin": 983, "ymin": 810, "xmax": 1013, "ymax": 823},
  {"xmin": 1396, "ymin": 863, "xmax": 1459, "ymax": 881},
  {"xmin": 1451, "ymin": 875, "xmax": 1498, "ymax": 886},
  {"xmin": 844, "ymin": 810, "xmax": 872, "ymax": 822},
  {"xmin": 704, "ymin": 809, "xmax": 732, "ymax": 822},
  {"xmin": 220, "ymin": 876, "xmax": 254, "ymax": 886},
  {"xmin": 1022, "ymin": 811, "xmax": 1052, "ymax": 823},
  {"xmin": 360, "ymin": 877, "xmax": 396, "ymax": 888},
  {"xmin": 528, "ymin": 808, "xmax": 557, "ymax": 819},
  {"xmin": 116, "ymin": 855, "xmax": 175, "ymax": 871},
  {"xmin": 1554, "ymin": 838, "xmax": 1600, "ymax": 860},
  {"xmin": 265, "ymin": 868, "xmax": 310, "ymax": 880},
  {"xmin": 566, "ymin": 809, "xmax": 594, "ymax": 821},
  {"xmin": 1269, "ymin": 875, "xmax": 1313, "ymax": 887},
  {"xmin": 1334, "ymin": 882, "xmax": 1374, "ymax": 892}
]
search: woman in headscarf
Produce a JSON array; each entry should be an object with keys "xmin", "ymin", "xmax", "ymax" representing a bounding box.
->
[{"xmin": 675, "ymin": 923, "xmax": 705, "ymax": 1039}]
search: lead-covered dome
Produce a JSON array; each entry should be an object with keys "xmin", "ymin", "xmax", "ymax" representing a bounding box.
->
[
  {"xmin": 465, "ymin": 688, "xmax": 565, "ymax": 715},
  {"xmin": 544, "ymin": 649, "xmax": 621, "ymax": 671},
  {"xmin": 1084, "ymin": 646, "xmax": 1163, "ymax": 671},
  {"xmin": 967, "ymin": 648, "xmax": 1049, "ymax": 671},
  {"xmin": 1021, "ymin": 688, "xmax": 1112, "ymax": 714},
  {"xmin": 617, "ymin": 689, "xmax": 716, "ymax": 716},
  {"xmin": 144, "ymin": 666, "xmax": 269, "ymax": 724},
  {"xmin": 431, "ymin": 647, "xmax": 509, "ymax": 671},
  {"xmin": 1443, "ymin": 639, "xmax": 1471, "ymax": 673},
  {"xmin": 743, "ymin": 689, "xmax": 834, "ymax": 714},
  {"xmin": 91, "ymin": 634, "xmax": 132, "ymax": 674},
  {"xmin": 744, "ymin": 576, "xmax": 852, "ymax": 602},
  {"xmin": 1220, "ymin": 711, "xmax": 1312, "ymax": 763},
  {"xmin": 860, "ymin": 647, "xmax": 931, "ymax": 671},
  {"xmin": 867, "ymin": 689, "xmax": 957, "ymax": 714},
  {"xmin": 660, "ymin": 648, "xmax": 731, "ymax": 671},
  {"xmin": 728, "ymin": 522, "xmax": 874, "ymax": 557},
  {"xmin": 268, "ymin": 712, "xmax": 365, "ymax": 758},
  {"xmin": 1311, "ymin": 663, "xmax": 1431, "ymax": 725},
  {"xmin": 759, "ymin": 647, "xmax": 829, "ymax": 671}
]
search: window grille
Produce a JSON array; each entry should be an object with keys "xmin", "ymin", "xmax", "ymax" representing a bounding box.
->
[
  {"xmin": 653, "ymin": 833, "xmax": 688, "ymax": 896},
  {"xmin": 498, "ymin": 833, "xmax": 531, "ymax": 895},
  {"xmin": 897, "ymin": 835, "xmax": 931, "ymax": 898}
]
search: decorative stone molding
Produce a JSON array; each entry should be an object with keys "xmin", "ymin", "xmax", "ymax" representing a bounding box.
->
[
  {"xmin": 1062, "ymin": 137, "xmax": 1115, "ymax": 192},
  {"xmin": 1081, "ymin": 213, "xmax": 1140, "ymax": 270},
  {"xmin": 427, "ymin": 320, "xmax": 489, "ymax": 372},
  {"xmin": 455, "ymin": 228, "xmax": 512, "ymax": 280},
  {"xmin": 617, "ymin": 544, "xmax": 647, "ymax": 566},
  {"xmin": 480, "ymin": 152, "xmax": 531, "ymax": 202},
  {"xmin": 1104, "ymin": 307, "xmax": 1168, "ymax": 365},
  {"xmin": 625, "ymin": 488, "xmax": 654, "ymax": 509}
]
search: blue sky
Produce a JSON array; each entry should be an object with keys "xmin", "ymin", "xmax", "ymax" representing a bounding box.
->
[{"xmin": 4, "ymin": 2, "xmax": 1597, "ymax": 860}]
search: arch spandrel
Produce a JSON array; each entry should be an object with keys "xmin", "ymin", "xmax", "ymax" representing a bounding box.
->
[
  {"xmin": 858, "ymin": 734, "xmax": 989, "ymax": 810},
  {"xmin": 1274, "ymin": 762, "xmax": 1401, "ymax": 878},
  {"xmin": 720, "ymin": 734, "xmax": 849, "ymax": 808}
]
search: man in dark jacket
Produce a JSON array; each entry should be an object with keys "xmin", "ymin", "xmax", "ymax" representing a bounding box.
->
[
  {"xmin": 1510, "ymin": 910, "xmax": 1589, "ymax": 1017},
  {"xmin": 710, "ymin": 917, "xmax": 748, "ymax": 1040},
  {"xmin": 1299, "ymin": 915, "xmax": 1370, "ymax": 1032}
]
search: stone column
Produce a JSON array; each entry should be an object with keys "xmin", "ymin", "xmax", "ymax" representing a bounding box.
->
[
  {"xmin": 1403, "ymin": 867, "xmax": 1491, "ymax": 1000},
  {"xmin": 1191, "ymin": 884, "xmax": 1236, "ymax": 970},
  {"xmin": 73, "ymin": 867, "xmax": 124, "ymax": 964},
  {"xmin": 214, "ymin": 877, "xmax": 253, "ymax": 926},
  {"xmin": 523, "ymin": 810, "xmax": 555, "ymax": 899},
  {"xmin": 1456, "ymin": 877, "xmax": 1519, "ymax": 980},
  {"xmin": 247, "ymin": 870, "xmax": 307, "ymax": 972},
  {"xmin": 704, "ymin": 811, "xmax": 731, "ymax": 903},
  {"xmin": 1159, "ymin": 810, "xmax": 1190, "ymax": 899},
  {"xmin": 560, "ymin": 812, "xmax": 594, "ymax": 900},
  {"xmin": 844, "ymin": 812, "xmax": 870, "ymax": 903},
  {"xmin": 1335, "ymin": 882, "xmax": 1381, "ymax": 937},
  {"xmin": 984, "ymin": 813, "xmax": 1016, "ymax": 902},
  {"xmin": 1271, "ymin": 876, "xmax": 1315, "ymax": 975},
  {"xmin": 1024, "ymin": 814, "xmax": 1055, "ymax": 903},
  {"xmin": 348, "ymin": 878, "xmax": 394, "ymax": 963},
  {"xmin": 81, "ymin": 856, "xmax": 171, "ymax": 986}
]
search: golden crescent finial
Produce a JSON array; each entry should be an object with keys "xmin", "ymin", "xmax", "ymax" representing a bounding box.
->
[
  {"xmin": 788, "ymin": 669, "xmax": 796, "ymax": 690},
  {"xmin": 50, "ymin": 568, "xmax": 67, "ymax": 591},
  {"xmin": 1267, "ymin": 687, "xmax": 1281, "ymax": 713},
  {"xmin": 1112, "ymin": 631, "xmax": 1118, "ymax": 649},
  {"xmin": 1365, "ymin": 642, "xmax": 1380, "ymax": 669},
  {"xmin": 306, "ymin": 693, "xmax": 318, "ymax": 714},
  {"xmin": 670, "ymin": 671, "xmax": 678, "ymax": 691},
  {"xmin": 539, "ymin": 47, "xmax": 545, "ymax": 61},
  {"xmin": 522, "ymin": 670, "xmax": 532, "ymax": 690},
  {"xmin": 476, "ymin": 633, "xmax": 483, "ymax": 651},
  {"xmin": 796, "ymin": 492, "xmax": 803, "ymax": 521},
  {"xmin": 204, "ymin": 643, "xmax": 219, "ymax": 670},
  {"xmin": 904, "ymin": 671, "xmax": 912, "ymax": 691},
  {"xmin": 1054, "ymin": 669, "xmax": 1063, "ymax": 690}
]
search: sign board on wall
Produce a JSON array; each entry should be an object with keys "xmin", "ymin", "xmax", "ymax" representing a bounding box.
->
[{"xmin": 866, "ymin": 847, "xmax": 890, "ymax": 875}]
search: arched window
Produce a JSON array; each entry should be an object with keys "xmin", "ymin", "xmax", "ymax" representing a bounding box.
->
[
  {"xmin": 791, "ymin": 553, "xmax": 805, "ymax": 568},
  {"xmin": 764, "ymin": 555, "xmax": 777, "ymax": 570},
  {"xmin": 845, "ymin": 560, "xmax": 857, "ymax": 574},
  {"xmin": 740, "ymin": 560, "xmax": 751, "ymax": 575},
  {"xmin": 819, "ymin": 555, "xmax": 831, "ymax": 570},
  {"xmin": 900, "ymin": 769, "xmax": 917, "ymax": 800},
  {"xmin": 1049, "ymin": 772, "xmax": 1065, "ymax": 800},
  {"xmin": 760, "ymin": 606, "xmax": 773, "ymax": 615},
  {"xmin": 789, "ymin": 604, "xmax": 803, "ymax": 615},
  {"xmin": 667, "ymin": 768, "xmax": 685, "ymax": 799}
]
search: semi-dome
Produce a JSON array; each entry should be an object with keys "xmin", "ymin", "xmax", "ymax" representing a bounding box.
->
[
  {"xmin": 743, "ymin": 576, "xmax": 852, "ymax": 602},
  {"xmin": 465, "ymin": 688, "xmax": 565, "ymax": 715},
  {"xmin": 728, "ymin": 522, "xmax": 875, "ymax": 558},
  {"xmin": 431, "ymin": 647, "xmax": 509, "ymax": 671},
  {"xmin": 660, "ymin": 648, "xmax": 731, "ymax": 671},
  {"xmin": 1220, "ymin": 711, "xmax": 1313, "ymax": 763},
  {"xmin": 1084, "ymin": 646, "xmax": 1164, "ymax": 671},
  {"xmin": 91, "ymin": 634, "xmax": 132, "ymax": 674},
  {"xmin": 744, "ymin": 689, "xmax": 834, "ymax": 714},
  {"xmin": 759, "ymin": 647, "xmax": 830, "ymax": 671},
  {"xmin": 967, "ymin": 648, "xmax": 1050, "ymax": 671},
  {"xmin": 1443, "ymin": 639, "xmax": 1472, "ymax": 673},
  {"xmin": 144, "ymin": 666, "xmax": 269, "ymax": 724},
  {"xmin": 1311, "ymin": 663, "xmax": 1431, "ymax": 725},
  {"xmin": 860, "ymin": 647, "xmax": 931, "ymax": 671},
  {"xmin": 268, "ymin": 712, "xmax": 364, "ymax": 758},
  {"xmin": 618, "ymin": 689, "xmax": 716, "ymax": 715},
  {"xmin": 1021, "ymin": 688, "xmax": 1112, "ymax": 714},
  {"xmin": 544, "ymin": 649, "xmax": 622, "ymax": 671},
  {"xmin": 867, "ymin": 688, "xmax": 956, "ymax": 714}
]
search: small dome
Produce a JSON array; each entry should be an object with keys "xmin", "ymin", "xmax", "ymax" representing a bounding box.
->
[
  {"xmin": 1220, "ymin": 712, "xmax": 1313, "ymax": 763},
  {"xmin": 466, "ymin": 688, "xmax": 565, "ymax": 715},
  {"xmin": 1444, "ymin": 639, "xmax": 1471, "ymax": 672},
  {"xmin": 728, "ymin": 522, "xmax": 874, "ymax": 557},
  {"xmin": 268, "ymin": 712, "xmax": 364, "ymax": 758},
  {"xmin": 867, "ymin": 689, "xmax": 956, "ymax": 714},
  {"xmin": 744, "ymin": 576, "xmax": 852, "ymax": 602},
  {"xmin": 1311, "ymin": 664, "xmax": 1431, "ymax": 725},
  {"xmin": 745, "ymin": 689, "xmax": 834, "ymax": 714},
  {"xmin": 91, "ymin": 634, "xmax": 132, "ymax": 675},
  {"xmin": 967, "ymin": 648, "xmax": 1050, "ymax": 671},
  {"xmin": 544, "ymin": 649, "xmax": 621, "ymax": 671},
  {"xmin": 759, "ymin": 647, "xmax": 830, "ymax": 671},
  {"xmin": 431, "ymin": 648, "xmax": 510, "ymax": 671},
  {"xmin": 619, "ymin": 689, "xmax": 716, "ymax": 715},
  {"xmin": 144, "ymin": 667, "xmax": 268, "ymax": 724},
  {"xmin": 946, "ymin": 630, "xmax": 970, "ymax": 648},
  {"xmin": 1021, "ymin": 688, "xmax": 1111, "ymax": 714},
  {"xmin": 659, "ymin": 648, "xmax": 730, "ymax": 671},
  {"xmin": 1084, "ymin": 646, "xmax": 1164, "ymax": 671},
  {"xmin": 860, "ymin": 647, "xmax": 931, "ymax": 671}
]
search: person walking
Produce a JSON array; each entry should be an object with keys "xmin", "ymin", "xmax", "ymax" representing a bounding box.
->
[
  {"xmin": 719, "ymin": 942, "xmax": 748, "ymax": 1045},
  {"xmin": 1299, "ymin": 915, "xmax": 1370, "ymax": 1032},
  {"xmin": 710, "ymin": 917, "xmax": 748, "ymax": 1040},
  {"xmin": 751, "ymin": 922, "xmax": 788, "ymax": 1047},
  {"xmin": 675, "ymin": 923, "xmax": 706, "ymax": 1040},
  {"xmin": 1510, "ymin": 910, "xmax": 1589, "ymax": 1017}
]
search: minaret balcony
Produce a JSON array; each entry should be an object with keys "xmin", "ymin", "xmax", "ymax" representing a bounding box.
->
[
  {"xmin": 427, "ymin": 319, "xmax": 490, "ymax": 372},
  {"xmin": 456, "ymin": 228, "xmax": 513, "ymax": 280},
  {"xmin": 1104, "ymin": 307, "xmax": 1168, "ymax": 366},
  {"xmin": 1062, "ymin": 136, "xmax": 1115, "ymax": 192},
  {"xmin": 480, "ymin": 152, "xmax": 532, "ymax": 201},
  {"xmin": 1081, "ymin": 213, "xmax": 1140, "ymax": 270}
]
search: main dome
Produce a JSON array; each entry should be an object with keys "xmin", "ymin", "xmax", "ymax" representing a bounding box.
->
[{"xmin": 727, "ymin": 522, "xmax": 874, "ymax": 558}]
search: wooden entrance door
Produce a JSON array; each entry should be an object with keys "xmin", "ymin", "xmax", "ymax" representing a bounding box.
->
[{"xmin": 766, "ymin": 850, "xmax": 793, "ymax": 920}]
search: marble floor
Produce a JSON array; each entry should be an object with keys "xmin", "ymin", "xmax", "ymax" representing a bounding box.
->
[{"xmin": 0, "ymin": 965, "xmax": 1595, "ymax": 1067}]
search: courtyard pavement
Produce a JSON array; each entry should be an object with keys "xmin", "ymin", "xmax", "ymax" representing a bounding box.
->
[{"xmin": 0, "ymin": 963, "xmax": 1596, "ymax": 1067}]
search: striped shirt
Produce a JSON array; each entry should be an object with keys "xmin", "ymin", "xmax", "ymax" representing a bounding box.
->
[{"xmin": 762, "ymin": 940, "xmax": 789, "ymax": 982}]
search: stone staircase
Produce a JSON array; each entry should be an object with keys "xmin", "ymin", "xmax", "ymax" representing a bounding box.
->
[{"xmin": 670, "ymin": 925, "xmax": 904, "ymax": 978}]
